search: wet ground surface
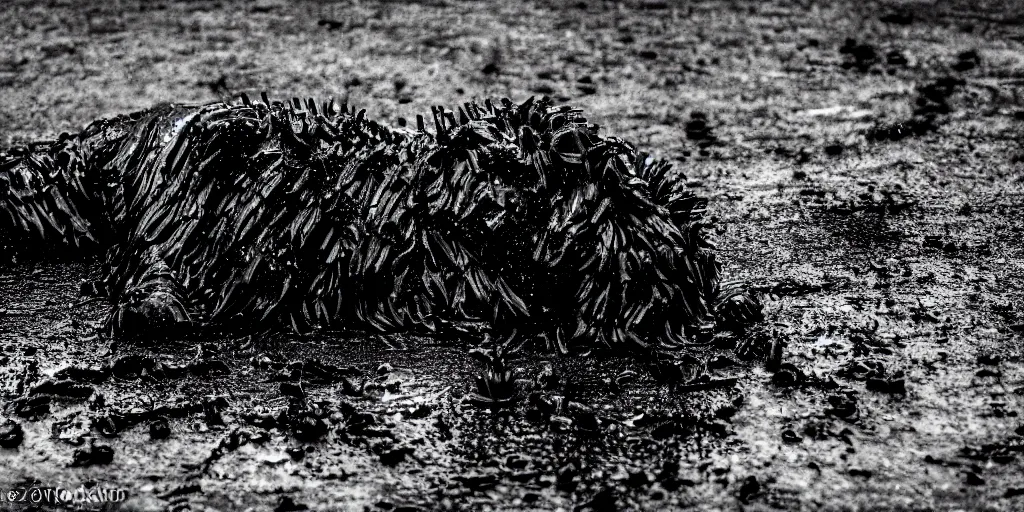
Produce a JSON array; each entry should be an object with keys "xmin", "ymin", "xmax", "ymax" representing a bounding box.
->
[{"xmin": 2, "ymin": 0, "xmax": 1024, "ymax": 510}]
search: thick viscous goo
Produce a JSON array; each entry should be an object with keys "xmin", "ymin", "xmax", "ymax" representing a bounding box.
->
[{"xmin": 0, "ymin": 95, "xmax": 760, "ymax": 351}]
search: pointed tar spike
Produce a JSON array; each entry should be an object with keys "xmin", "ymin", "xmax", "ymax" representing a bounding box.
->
[
  {"xmin": 464, "ymin": 102, "xmax": 477, "ymax": 120},
  {"xmin": 432, "ymin": 106, "xmax": 445, "ymax": 133},
  {"xmin": 520, "ymin": 101, "xmax": 537, "ymax": 126},
  {"xmin": 260, "ymin": 91, "xmax": 271, "ymax": 107},
  {"xmin": 433, "ymin": 110, "xmax": 449, "ymax": 143},
  {"xmin": 326, "ymin": 97, "xmax": 337, "ymax": 116},
  {"xmin": 416, "ymin": 114, "xmax": 426, "ymax": 132},
  {"xmin": 458, "ymin": 106, "xmax": 469, "ymax": 125},
  {"xmin": 484, "ymin": 98, "xmax": 495, "ymax": 114},
  {"xmin": 521, "ymin": 126, "xmax": 537, "ymax": 152},
  {"xmin": 307, "ymin": 98, "xmax": 319, "ymax": 116},
  {"xmin": 292, "ymin": 97, "xmax": 303, "ymax": 111},
  {"xmin": 523, "ymin": 96, "xmax": 537, "ymax": 111},
  {"xmin": 356, "ymin": 109, "xmax": 366, "ymax": 122},
  {"xmin": 240, "ymin": 92, "xmax": 252, "ymax": 107},
  {"xmin": 445, "ymin": 112, "xmax": 458, "ymax": 131}
]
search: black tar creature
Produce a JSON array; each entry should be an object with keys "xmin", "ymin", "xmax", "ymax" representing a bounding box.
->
[{"xmin": 0, "ymin": 95, "xmax": 761, "ymax": 353}]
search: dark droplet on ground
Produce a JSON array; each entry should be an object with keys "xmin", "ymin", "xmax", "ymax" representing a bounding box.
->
[{"xmin": 0, "ymin": 419, "xmax": 24, "ymax": 448}]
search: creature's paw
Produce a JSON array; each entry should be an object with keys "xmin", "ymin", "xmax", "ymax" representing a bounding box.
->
[
  {"xmin": 111, "ymin": 289, "xmax": 192, "ymax": 339},
  {"xmin": 713, "ymin": 280, "xmax": 764, "ymax": 331},
  {"xmin": 105, "ymin": 248, "xmax": 195, "ymax": 339}
]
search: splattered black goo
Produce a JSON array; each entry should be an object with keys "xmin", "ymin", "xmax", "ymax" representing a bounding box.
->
[{"xmin": 0, "ymin": 95, "xmax": 761, "ymax": 353}]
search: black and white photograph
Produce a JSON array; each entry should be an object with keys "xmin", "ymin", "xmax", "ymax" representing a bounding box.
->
[{"xmin": 0, "ymin": 0, "xmax": 1022, "ymax": 510}]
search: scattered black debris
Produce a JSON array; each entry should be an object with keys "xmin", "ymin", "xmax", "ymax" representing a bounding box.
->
[
  {"xmin": 840, "ymin": 39, "xmax": 878, "ymax": 71},
  {"xmin": 53, "ymin": 365, "xmax": 109, "ymax": 384},
  {"xmin": 959, "ymin": 436, "xmax": 1024, "ymax": 465},
  {"xmin": 675, "ymin": 375, "xmax": 738, "ymax": 393},
  {"xmin": 287, "ymin": 408, "xmax": 330, "ymax": 442},
  {"xmin": 866, "ymin": 76, "xmax": 964, "ymax": 142},
  {"xmin": 556, "ymin": 461, "xmax": 580, "ymax": 490},
  {"xmin": 638, "ymin": 0, "xmax": 670, "ymax": 9},
  {"xmin": 275, "ymin": 496, "xmax": 310, "ymax": 512},
  {"xmin": 752, "ymin": 278, "xmax": 838, "ymax": 297},
  {"xmin": 577, "ymin": 76, "xmax": 599, "ymax": 95},
  {"xmin": 829, "ymin": 184, "xmax": 917, "ymax": 215},
  {"xmin": 317, "ymin": 18, "xmax": 344, "ymax": 30},
  {"xmin": 30, "ymin": 379, "xmax": 95, "ymax": 398},
  {"xmin": 916, "ymin": 77, "xmax": 965, "ymax": 116},
  {"xmin": 280, "ymin": 382, "xmax": 305, "ymax": 400},
  {"xmin": 880, "ymin": 10, "xmax": 914, "ymax": 25},
  {"xmin": 0, "ymin": 419, "xmax": 24, "ymax": 448},
  {"xmin": 837, "ymin": 359, "xmax": 886, "ymax": 380},
  {"xmin": 770, "ymin": 362, "xmax": 840, "ymax": 389},
  {"xmin": 70, "ymin": 441, "xmax": 115, "ymax": 466},
  {"xmin": 685, "ymin": 112, "xmax": 717, "ymax": 146},
  {"xmin": 481, "ymin": 62, "xmax": 500, "ymax": 75},
  {"xmin": 454, "ymin": 471, "xmax": 500, "ymax": 491},
  {"xmin": 977, "ymin": 353, "xmax": 1001, "ymax": 366},
  {"xmin": 865, "ymin": 117, "xmax": 937, "ymax": 142},
  {"xmin": 109, "ymin": 354, "xmax": 229, "ymax": 381},
  {"xmin": 965, "ymin": 471, "xmax": 986, "ymax": 486},
  {"xmin": 94, "ymin": 415, "xmax": 119, "ymax": 437},
  {"xmin": 921, "ymin": 235, "xmax": 989, "ymax": 256},
  {"xmin": 865, "ymin": 376, "xmax": 906, "ymax": 395},
  {"xmin": 159, "ymin": 483, "xmax": 202, "ymax": 499},
  {"xmin": 952, "ymin": 50, "xmax": 981, "ymax": 72},
  {"xmin": 149, "ymin": 417, "xmax": 171, "ymax": 440},
  {"xmin": 824, "ymin": 143, "xmax": 844, "ymax": 156},
  {"xmin": 576, "ymin": 487, "xmax": 618, "ymax": 512},
  {"xmin": 771, "ymin": 363, "xmax": 804, "ymax": 387},
  {"xmin": 825, "ymin": 392, "xmax": 859, "ymax": 419},
  {"xmin": 737, "ymin": 475, "xmax": 761, "ymax": 503},
  {"xmin": 782, "ymin": 428, "xmax": 801, "ymax": 444},
  {"xmin": 10, "ymin": 395, "xmax": 51, "ymax": 419},
  {"xmin": 378, "ymin": 445, "xmax": 416, "ymax": 466},
  {"xmin": 886, "ymin": 50, "xmax": 908, "ymax": 66}
]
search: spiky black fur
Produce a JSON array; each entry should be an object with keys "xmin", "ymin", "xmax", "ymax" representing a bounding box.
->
[{"xmin": 0, "ymin": 95, "xmax": 761, "ymax": 352}]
